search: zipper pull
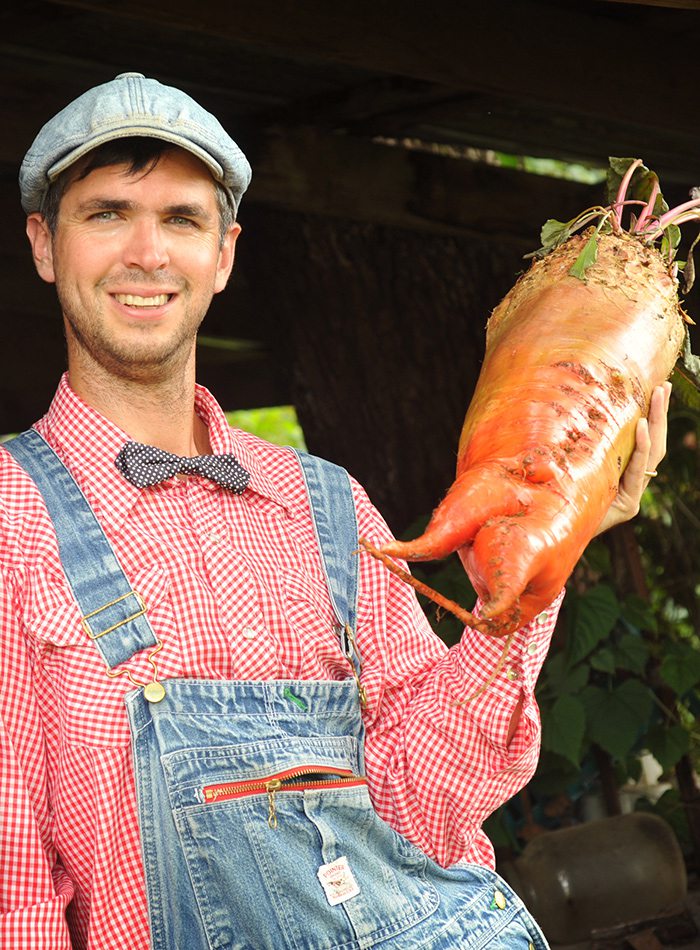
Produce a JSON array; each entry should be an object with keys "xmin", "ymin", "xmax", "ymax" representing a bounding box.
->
[{"xmin": 266, "ymin": 779, "xmax": 282, "ymax": 829}]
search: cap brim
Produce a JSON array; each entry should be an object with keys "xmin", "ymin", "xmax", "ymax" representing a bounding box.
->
[{"xmin": 47, "ymin": 126, "xmax": 226, "ymax": 188}]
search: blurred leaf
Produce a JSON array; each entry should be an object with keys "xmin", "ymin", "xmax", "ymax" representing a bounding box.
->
[
  {"xmin": 675, "ymin": 330, "xmax": 700, "ymax": 394},
  {"xmin": 606, "ymin": 158, "xmax": 661, "ymax": 209},
  {"xmin": 621, "ymin": 595, "xmax": 658, "ymax": 634},
  {"xmin": 580, "ymin": 680, "xmax": 653, "ymax": 759},
  {"xmin": 681, "ymin": 231, "xmax": 700, "ymax": 293},
  {"xmin": 660, "ymin": 648, "xmax": 700, "ymax": 697},
  {"xmin": 527, "ymin": 750, "xmax": 583, "ymax": 798},
  {"xmin": 198, "ymin": 335, "xmax": 265, "ymax": 356},
  {"xmin": 566, "ymin": 584, "xmax": 620, "ymax": 667},
  {"xmin": 618, "ymin": 753, "xmax": 643, "ymax": 784},
  {"xmin": 541, "ymin": 219, "xmax": 572, "ymax": 249},
  {"xmin": 226, "ymin": 406, "xmax": 307, "ymax": 449},
  {"xmin": 541, "ymin": 694, "xmax": 586, "ymax": 766},
  {"xmin": 526, "ymin": 218, "xmax": 575, "ymax": 260},
  {"xmin": 580, "ymin": 539, "xmax": 613, "ymax": 576},
  {"xmin": 607, "ymin": 157, "xmax": 637, "ymax": 199},
  {"xmin": 542, "ymin": 653, "xmax": 589, "ymax": 696},
  {"xmin": 661, "ymin": 223, "xmax": 681, "ymax": 262},
  {"xmin": 494, "ymin": 152, "xmax": 521, "ymax": 169},
  {"xmin": 590, "ymin": 647, "xmax": 616, "ymax": 674},
  {"xmin": 606, "ymin": 157, "xmax": 647, "ymax": 204},
  {"xmin": 646, "ymin": 723, "xmax": 690, "ymax": 772},
  {"xmin": 613, "ymin": 633, "xmax": 650, "ymax": 675}
]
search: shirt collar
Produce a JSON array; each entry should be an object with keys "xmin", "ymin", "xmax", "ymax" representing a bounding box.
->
[
  {"xmin": 35, "ymin": 374, "xmax": 295, "ymax": 529},
  {"xmin": 193, "ymin": 384, "xmax": 295, "ymax": 514}
]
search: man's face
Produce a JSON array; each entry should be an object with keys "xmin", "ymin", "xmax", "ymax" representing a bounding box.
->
[{"xmin": 26, "ymin": 148, "xmax": 239, "ymax": 387}]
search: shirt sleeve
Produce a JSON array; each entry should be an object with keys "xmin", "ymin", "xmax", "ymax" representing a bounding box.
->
[
  {"xmin": 0, "ymin": 566, "xmax": 74, "ymax": 948},
  {"xmin": 352, "ymin": 481, "xmax": 564, "ymax": 869}
]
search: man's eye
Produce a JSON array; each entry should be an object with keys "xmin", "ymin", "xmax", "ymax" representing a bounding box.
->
[
  {"xmin": 169, "ymin": 216, "xmax": 197, "ymax": 227},
  {"xmin": 91, "ymin": 210, "xmax": 118, "ymax": 221}
]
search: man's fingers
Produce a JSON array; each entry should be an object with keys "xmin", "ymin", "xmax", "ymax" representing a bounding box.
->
[
  {"xmin": 593, "ymin": 383, "xmax": 672, "ymax": 536},
  {"xmin": 646, "ymin": 381, "xmax": 671, "ymax": 473},
  {"xmin": 626, "ymin": 383, "xmax": 671, "ymax": 489}
]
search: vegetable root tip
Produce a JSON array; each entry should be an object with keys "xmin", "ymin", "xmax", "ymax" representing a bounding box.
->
[{"xmin": 358, "ymin": 537, "xmax": 506, "ymax": 636}]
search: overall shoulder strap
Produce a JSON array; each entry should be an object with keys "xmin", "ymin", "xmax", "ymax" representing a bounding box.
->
[
  {"xmin": 3, "ymin": 429, "xmax": 158, "ymax": 667},
  {"xmin": 292, "ymin": 449, "xmax": 363, "ymax": 684},
  {"xmin": 291, "ymin": 449, "xmax": 359, "ymax": 634}
]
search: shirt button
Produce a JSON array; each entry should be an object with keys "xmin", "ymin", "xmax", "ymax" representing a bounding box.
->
[
  {"xmin": 207, "ymin": 531, "xmax": 223, "ymax": 543},
  {"xmin": 506, "ymin": 666, "xmax": 520, "ymax": 681},
  {"xmin": 527, "ymin": 641, "xmax": 539, "ymax": 656},
  {"xmin": 242, "ymin": 626, "xmax": 257, "ymax": 640},
  {"xmin": 536, "ymin": 610, "xmax": 549, "ymax": 623}
]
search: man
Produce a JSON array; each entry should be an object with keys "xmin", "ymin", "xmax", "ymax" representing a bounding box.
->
[{"xmin": 0, "ymin": 73, "xmax": 669, "ymax": 949}]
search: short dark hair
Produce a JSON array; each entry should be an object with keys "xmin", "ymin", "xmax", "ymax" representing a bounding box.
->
[{"xmin": 40, "ymin": 137, "xmax": 236, "ymax": 245}]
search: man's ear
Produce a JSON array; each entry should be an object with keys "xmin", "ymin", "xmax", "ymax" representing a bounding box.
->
[
  {"xmin": 26, "ymin": 214, "xmax": 56, "ymax": 284},
  {"xmin": 213, "ymin": 222, "xmax": 242, "ymax": 295}
]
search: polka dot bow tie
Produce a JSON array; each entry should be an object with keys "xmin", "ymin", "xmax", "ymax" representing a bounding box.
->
[{"xmin": 115, "ymin": 441, "xmax": 250, "ymax": 493}]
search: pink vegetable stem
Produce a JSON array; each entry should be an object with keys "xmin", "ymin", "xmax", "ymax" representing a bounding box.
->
[
  {"xmin": 613, "ymin": 159, "xmax": 643, "ymax": 228},
  {"xmin": 635, "ymin": 179, "xmax": 660, "ymax": 233},
  {"xmin": 651, "ymin": 197, "xmax": 700, "ymax": 236}
]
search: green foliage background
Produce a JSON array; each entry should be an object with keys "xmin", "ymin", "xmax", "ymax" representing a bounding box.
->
[{"xmin": 226, "ymin": 406, "xmax": 307, "ymax": 450}]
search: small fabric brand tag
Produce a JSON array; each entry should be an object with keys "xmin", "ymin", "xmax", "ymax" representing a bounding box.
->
[{"xmin": 317, "ymin": 855, "xmax": 360, "ymax": 906}]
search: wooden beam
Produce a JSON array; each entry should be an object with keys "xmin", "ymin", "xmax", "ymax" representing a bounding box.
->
[
  {"xmin": 244, "ymin": 126, "xmax": 598, "ymax": 243},
  {"xmin": 46, "ymin": 0, "xmax": 699, "ymax": 154}
]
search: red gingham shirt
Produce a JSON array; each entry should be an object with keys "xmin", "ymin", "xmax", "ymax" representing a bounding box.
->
[{"xmin": 0, "ymin": 375, "xmax": 562, "ymax": 949}]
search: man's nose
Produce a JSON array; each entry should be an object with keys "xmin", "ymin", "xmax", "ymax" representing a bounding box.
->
[{"xmin": 124, "ymin": 218, "xmax": 170, "ymax": 271}]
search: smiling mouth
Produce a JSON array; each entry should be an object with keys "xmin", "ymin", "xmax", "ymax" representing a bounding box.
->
[{"xmin": 114, "ymin": 293, "xmax": 172, "ymax": 307}]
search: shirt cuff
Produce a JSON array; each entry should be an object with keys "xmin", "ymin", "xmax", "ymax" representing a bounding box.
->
[{"xmin": 451, "ymin": 589, "xmax": 565, "ymax": 744}]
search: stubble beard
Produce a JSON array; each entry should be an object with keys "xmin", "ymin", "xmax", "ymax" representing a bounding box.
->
[{"xmin": 59, "ymin": 280, "xmax": 208, "ymax": 386}]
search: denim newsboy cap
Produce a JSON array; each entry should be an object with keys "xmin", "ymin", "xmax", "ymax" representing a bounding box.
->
[{"xmin": 19, "ymin": 71, "xmax": 252, "ymax": 214}]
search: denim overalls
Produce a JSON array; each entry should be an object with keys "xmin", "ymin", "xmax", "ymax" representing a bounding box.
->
[{"xmin": 7, "ymin": 430, "xmax": 549, "ymax": 950}]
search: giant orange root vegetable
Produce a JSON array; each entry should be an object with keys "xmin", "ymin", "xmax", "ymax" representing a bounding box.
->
[{"xmin": 361, "ymin": 159, "xmax": 697, "ymax": 636}]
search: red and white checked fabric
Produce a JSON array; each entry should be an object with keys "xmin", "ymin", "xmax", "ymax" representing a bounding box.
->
[{"xmin": 0, "ymin": 374, "xmax": 562, "ymax": 949}]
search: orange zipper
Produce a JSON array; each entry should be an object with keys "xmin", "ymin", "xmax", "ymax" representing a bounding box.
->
[{"xmin": 202, "ymin": 765, "xmax": 367, "ymax": 829}]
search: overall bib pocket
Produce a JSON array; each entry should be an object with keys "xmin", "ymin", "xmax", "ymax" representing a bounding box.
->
[{"xmin": 160, "ymin": 733, "xmax": 440, "ymax": 950}]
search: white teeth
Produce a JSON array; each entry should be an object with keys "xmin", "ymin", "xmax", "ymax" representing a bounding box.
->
[{"xmin": 115, "ymin": 293, "xmax": 170, "ymax": 307}]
